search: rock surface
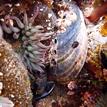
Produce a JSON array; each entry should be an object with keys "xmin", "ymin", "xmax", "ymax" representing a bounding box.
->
[{"xmin": 0, "ymin": 38, "xmax": 32, "ymax": 107}]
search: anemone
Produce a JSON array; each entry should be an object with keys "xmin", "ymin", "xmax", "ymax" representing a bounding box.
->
[{"xmin": 1, "ymin": 8, "xmax": 54, "ymax": 82}]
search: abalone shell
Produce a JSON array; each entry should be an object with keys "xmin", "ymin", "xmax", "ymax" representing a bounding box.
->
[{"xmin": 49, "ymin": 3, "xmax": 88, "ymax": 84}]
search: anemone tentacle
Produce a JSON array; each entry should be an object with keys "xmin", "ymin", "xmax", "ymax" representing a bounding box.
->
[{"xmin": 1, "ymin": 8, "xmax": 54, "ymax": 81}]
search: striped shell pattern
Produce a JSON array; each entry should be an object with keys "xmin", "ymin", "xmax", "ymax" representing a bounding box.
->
[{"xmin": 49, "ymin": 3, "xmax": 88, "ymax": 84}]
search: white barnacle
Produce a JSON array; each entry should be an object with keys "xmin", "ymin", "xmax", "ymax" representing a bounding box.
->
[
  {"xmin": 48, "ymin": 23, "xmax": 51, "ymax": 27},
  {"xmin": 40, "ymin": 8, "xmax": 44, "ymax": 11},
  {"xmin": 48, "ymin": 13, "xmax": 52, "ymax": 19},
  {"xmin": 0, "ymin": 82, "xmax": 3, "ymax": 90},
  {"xmin": 10, "ymin": 94, "xmax": 15, "ymax": 98},
  {"xmin": 47, "ymin": 27, "xmax": 52, "ymax": 30},
  {"xmin": 46, "ymin": 19, "xmax": 50, "ymax": 22},
  {"xmin": 4, "ymin": 58, "xmax": 8, "ymax": 63},
  {"xmin": 15, "ymin": 3, "xmax": 20, "ymax": 7},
  {"xmin": 58, "ymin": 10, "xmax": 65, "ymax": 18},
  {"xmin": 0, "ymin": 72, "xmax": 3, "ymax": 76}
]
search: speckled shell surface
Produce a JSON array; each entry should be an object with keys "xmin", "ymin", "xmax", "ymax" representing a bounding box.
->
[
  {"xmin": 49, "ymin": 4, "xmax": 88, "ymax": 84},
  {"xmin": 0, "ymin": 39, "xmax": 32, "ymax": 107}
]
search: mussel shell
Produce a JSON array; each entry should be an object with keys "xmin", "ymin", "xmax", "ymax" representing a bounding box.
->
[{"xmin": 49, "ymin": 4, "xmax": 88, "ymax": 84}]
